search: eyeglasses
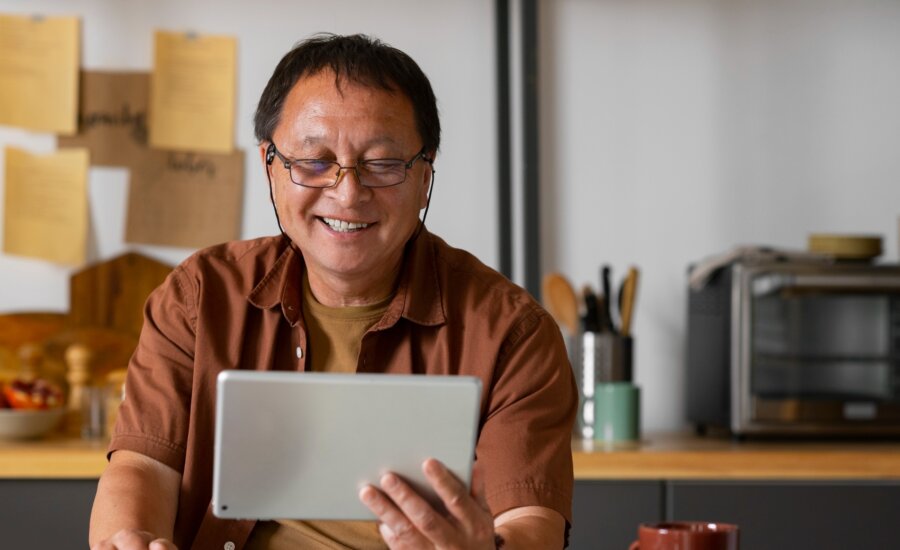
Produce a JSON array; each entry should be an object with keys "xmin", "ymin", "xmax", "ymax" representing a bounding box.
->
[{"xmin": 266, "ymin": 143, "xmax": 433, "ymax": 189}]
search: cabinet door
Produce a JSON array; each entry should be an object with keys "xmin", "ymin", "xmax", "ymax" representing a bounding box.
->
[
  {"xmin": 571, "ymin": 480, "xmax": 663, "ymax": 549},
  {"xmin": 0, "ymin": 479, "xmax": 97, "ymax": 547},
  {"xmin": 668, "ymin": 481, "xmax": 900, "ymax": 550}
]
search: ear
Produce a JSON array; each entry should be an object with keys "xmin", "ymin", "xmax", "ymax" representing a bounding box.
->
[
  {"xmin": 258, "ymin": 142, "xmax": 269, "ymax": 164},
  {"xmin": 259, "ymin": 142, "xmax": 274, "ymax": 177},
  {"xmin": 419, "ymin": 153, "xmax": 436, "ymax": 210}
]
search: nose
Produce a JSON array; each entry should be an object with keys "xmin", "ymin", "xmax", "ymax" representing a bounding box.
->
[{"xmin": 326, "ymin": 166, "xmax": 370, "ymax": 206}]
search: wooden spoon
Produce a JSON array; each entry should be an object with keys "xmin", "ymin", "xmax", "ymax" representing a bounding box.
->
[
  {"xmin": 542, "ymin": 273, "xmax": 580, "ymax": 336},
  {"xmin": 619, "ymin": 267, "xmax": 640, "ymax": 337}
]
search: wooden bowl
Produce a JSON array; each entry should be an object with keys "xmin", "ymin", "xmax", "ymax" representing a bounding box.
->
[{"xmin": 0, "ymin": 408, "xmax": 64, "ymax": 440}]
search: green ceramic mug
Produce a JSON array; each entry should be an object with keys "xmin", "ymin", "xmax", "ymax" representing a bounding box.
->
[{"xmin": 593, "ymin": 381, "xmax": 640, "ymax": 442}]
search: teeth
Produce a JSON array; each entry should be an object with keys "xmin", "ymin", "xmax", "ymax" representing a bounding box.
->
[{"xmin": 322, "ymin": 217, "xmax": 369, "ymax": 232}]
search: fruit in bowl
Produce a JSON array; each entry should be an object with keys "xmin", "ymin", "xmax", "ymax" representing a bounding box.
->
[
  {"xmin": 2, "ymin": 378, "xmax": 64, "ymax": 410},
  {"xmin": 0, "ymin": 378, "xmax": 65, "ymax": 440}
]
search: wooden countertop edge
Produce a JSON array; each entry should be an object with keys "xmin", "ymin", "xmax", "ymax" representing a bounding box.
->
[
  {"xmin": 0, "ymin": 440, "xmax": 109, "ymax": 479},
  {"xmin": 572, "ymin": 450, "xmax": 900, "ymax": 480},
  {"xmin": 571, "ymin": 433, "xmax": 900, "ymax": 480},
  {"xmin": 3, "ymin": 436, "xmax": 900, "ymax": 480}
]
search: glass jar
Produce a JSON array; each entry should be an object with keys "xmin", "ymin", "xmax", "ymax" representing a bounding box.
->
[{"xmin": 104, "ymin": 369, "xmax": 127, "ymax": 438}]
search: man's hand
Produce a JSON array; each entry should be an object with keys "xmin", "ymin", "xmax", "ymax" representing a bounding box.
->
[
  {"xmin": 90, "ymin": 529, "xmax": 177, "ymax": 550},
  {"xmin": 359, "ymin": 458, "xmax": 496, "ymax": 550}
]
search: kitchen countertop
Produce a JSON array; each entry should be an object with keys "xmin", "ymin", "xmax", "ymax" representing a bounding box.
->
[
  {"xmin": 0, "ymin": 435, "xmax": 109, "ymax": 479},
  {"xmin": 573, "ymin": 432, "xmax": 900, "ymax": 480},
  {"xmin": 2, "ymin": 432, "xmax": 900, "ymax": 480}
]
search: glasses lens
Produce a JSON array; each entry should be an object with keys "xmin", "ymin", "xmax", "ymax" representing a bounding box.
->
[
  {"xmin": 291, "ymin": 160, "xmax": 337, "ymax": 187},
  {"xmin": 284, "ymin": 156, "xmax": 418, "ymax": 188},
  {"xmin": 359, "ymin": 159, "xmax": 407, "ymax": 187}
]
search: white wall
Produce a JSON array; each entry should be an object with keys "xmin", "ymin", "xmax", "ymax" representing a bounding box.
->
[
  {"xmin": 542, "ymin": 0, "xmax": 900, "ymax": 431},
  {"xmin": 4, "ymin": 0, "xmax": 900, "ymax": 432},
  {"xmin": 0, "ymin": 0, "xmax": 497, "ymax": 310}
]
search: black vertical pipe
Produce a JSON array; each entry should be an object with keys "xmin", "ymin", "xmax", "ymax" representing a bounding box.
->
[
  {"xmin": 521, "ymin": 0, "xmax": 540, "ymax": 297},
  {"xmin": 495, "ymin": 0, "xmax": 512, "ymax": 279}
]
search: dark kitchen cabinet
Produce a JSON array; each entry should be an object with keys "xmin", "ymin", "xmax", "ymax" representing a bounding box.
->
[
  {"xmin": 0, "ymin": 479, "xmax": 96, "ymax": 548},
  {"xmin": 668, "ymin": 481, "xmax": 900, "ymax": 550},
  {"xmin": 570, "ymin": 480, "xmax": 663, "ymax": 549},
  {"xmin": 4, "ymin": 478, "xmax": 900, "ymax": 549},
  {"xmin": 570, "ymin": 479, "xmax": 900, "ymax": 550}
]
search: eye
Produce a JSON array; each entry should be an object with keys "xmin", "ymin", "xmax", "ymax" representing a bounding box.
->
[
  {"xmin": 295, "ymin": 159, "xmax": 335, "ymax": 176},
  {"xmin": 362, "ymin": 159, "xmax": 404, "ymax": 174}
]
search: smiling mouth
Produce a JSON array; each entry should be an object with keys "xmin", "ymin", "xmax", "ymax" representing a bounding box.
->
[{"xmin": 319, "ymin": 216, "xmax": 372, "ymax": 233}]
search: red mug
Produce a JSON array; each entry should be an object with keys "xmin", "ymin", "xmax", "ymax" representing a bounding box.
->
[{"xmin": 629, "ymin": 521, "xmax": 739, "ymax": 550}]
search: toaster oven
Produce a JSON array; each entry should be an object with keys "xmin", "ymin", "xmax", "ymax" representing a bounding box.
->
[{"xmin": 687, "ymin": 260, "xmax": 900, "ymax": 436}]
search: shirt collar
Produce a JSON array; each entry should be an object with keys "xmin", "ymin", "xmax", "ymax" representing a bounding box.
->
[
  {"xmin": 247, "ymin": 229, "xmax": 446, "ymax": 328},
  {"xmin": 377, "ymin": 227, "xmax": 446, "ymax": 328},
  {"xmin": 247, "ymin": 237, "xmax": 303, "ymax": 325}
]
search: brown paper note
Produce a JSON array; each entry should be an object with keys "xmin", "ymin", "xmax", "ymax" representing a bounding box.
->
[
  {"xmin": 2, "ymin": 147, "xmax": 89, "ymax": 265},
  {"xmin": 125, "ymin": 150, "xmax": 244, "ymax": 249},
  {"xmin": 149, "ymin": 31, "xmax": 237, "ymax": 153},
  {"xmin": 58, "ymin": 71, "xmax": 150, "ymax": 167},
  {"xmin": 0, "ymin": 15, "xmax": 80, "ymax": 134}
]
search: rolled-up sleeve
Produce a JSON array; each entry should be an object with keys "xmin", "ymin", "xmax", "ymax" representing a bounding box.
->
[
  {"xmin": 108, "ymin": 265, "xmax": 197, "ymax": 473},
  {"xmin": 476, "ymin": 305, "xmax": 577, "ymax": 523}
]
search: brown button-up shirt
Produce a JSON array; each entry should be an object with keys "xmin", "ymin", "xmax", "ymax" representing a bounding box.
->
[{"xmin": 110, "ymin": 229, "xmax": 576, "ymax": 550}]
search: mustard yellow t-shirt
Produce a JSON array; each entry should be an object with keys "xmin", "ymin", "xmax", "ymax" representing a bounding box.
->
[{"xmin": 245, "ymin": 274, "xmax": 391, "ymax": 549}]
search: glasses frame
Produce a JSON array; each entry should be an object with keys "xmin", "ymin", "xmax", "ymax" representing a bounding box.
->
[{"xmin": 266, "ymin": 143, "xmax": 433, "ymax": 189}]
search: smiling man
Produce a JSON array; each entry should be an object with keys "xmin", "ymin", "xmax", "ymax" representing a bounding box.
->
[{"xmin": 89, "ymin": 34, "xmax": 576, "ymax": 550}]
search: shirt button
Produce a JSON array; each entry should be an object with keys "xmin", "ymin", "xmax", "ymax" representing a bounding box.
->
[
  {"xmin": 296, "ymin": 346, "xmax": 303, "ymax": 359},
  {"xmin": 224, "ymin": 542, "xmax": 235, "ymax": 550}
]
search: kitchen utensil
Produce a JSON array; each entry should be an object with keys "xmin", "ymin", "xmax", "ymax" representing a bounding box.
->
[
  {"xmin": 581, "ymin": 285, "xmax": 601, "ymax": 332},
  {"xmin": 596, "ymin": 294, "xmax": 612, "ymax": 333},
  {"xmin": 601, "ymin": 265, "xmax": 616, "ymax": 333},
  {"xmin": 542, "ymin": 273, "xmax": 579, "ymax": 336},
  {"xmin": 619, "ymin": 267, "xmax": 640, "ymax": 336}
]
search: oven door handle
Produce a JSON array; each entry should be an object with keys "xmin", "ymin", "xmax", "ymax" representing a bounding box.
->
[{"xmin": 791, "ymin": 274, "xmax": 900, "ymax": 289}]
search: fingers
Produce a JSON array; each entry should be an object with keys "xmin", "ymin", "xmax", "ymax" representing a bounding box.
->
[
  {"xmin": 359, "ymin": 464, "xmax": 495, "ymax": 550},
  {"xmin": 423, "ymin": 458, "xmax": 492, "ymax": 530},
  {"xmin": 359, "ymin": 482, "xmax": 435, "ymax": 549}
]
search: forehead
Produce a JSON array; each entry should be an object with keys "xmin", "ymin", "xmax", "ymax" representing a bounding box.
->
[{"xmin": 275, "ymin": 70, "xmax": 418, "ymax": 143}]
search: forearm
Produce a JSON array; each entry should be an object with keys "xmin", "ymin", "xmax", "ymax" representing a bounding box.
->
[
  {"xmin": 89, "ymin": 450, "xmax": 181, "ymax": 546},
  {"xmin": 495, "ymin": 507, "xmax": 566, "ymax": 549}
]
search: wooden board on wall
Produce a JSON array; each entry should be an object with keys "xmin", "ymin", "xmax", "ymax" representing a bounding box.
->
[{"xmin": 68, "ymin": 252, "xmax": 172, "ymax": 337}]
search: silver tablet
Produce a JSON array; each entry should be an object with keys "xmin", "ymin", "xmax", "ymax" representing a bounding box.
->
[{"xmin": 212, "ymin": 370, "xmax": 481, "ymax": 520}]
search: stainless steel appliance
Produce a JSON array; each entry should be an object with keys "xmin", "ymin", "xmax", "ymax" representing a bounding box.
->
[{"xmin": 687, "ymin": 260, "xmax": 900, "ymax": 436}]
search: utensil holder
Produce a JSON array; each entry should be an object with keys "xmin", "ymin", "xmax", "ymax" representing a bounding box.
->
[{"xmin": 574, "ymin": 332, "xmax": 634, "ymax": 439}]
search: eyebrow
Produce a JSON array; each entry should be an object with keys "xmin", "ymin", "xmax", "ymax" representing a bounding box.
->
[{"xmin": 297, "ymin": 136, "xmax": 402, "ymax": 148}]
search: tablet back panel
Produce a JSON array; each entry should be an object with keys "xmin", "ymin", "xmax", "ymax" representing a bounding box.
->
[{"xmin": 212, "ymin": 371, "xmax": 481, "ymax": 520}]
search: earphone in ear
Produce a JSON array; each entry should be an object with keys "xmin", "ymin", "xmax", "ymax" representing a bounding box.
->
[{"xmin": 264, "ymin": 142, "xmax": 285, "ymax": 235}]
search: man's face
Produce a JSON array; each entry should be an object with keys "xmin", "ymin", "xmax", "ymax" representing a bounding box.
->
[{"xmin": 262, "ymin": 71, "xmax": 432, "ymax": 292}]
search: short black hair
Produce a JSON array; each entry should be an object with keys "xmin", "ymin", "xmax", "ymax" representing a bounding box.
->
[{"xmin": 254, "ymin": 33, "xmax": 440, "ymax": 154}]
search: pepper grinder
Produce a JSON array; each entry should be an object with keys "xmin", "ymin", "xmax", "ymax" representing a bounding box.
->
[{"xmin": 64, "ymin": 344, "xmax": 92, "ymax": 437}]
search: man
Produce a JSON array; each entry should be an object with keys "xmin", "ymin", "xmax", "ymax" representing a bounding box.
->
[{"xmin": 90, "ymin": 34, "xmax": 576, "ymax": 550}]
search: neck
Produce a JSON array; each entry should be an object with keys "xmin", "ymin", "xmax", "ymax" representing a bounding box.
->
[{"xmin": 305, "ymin": 256, "xmax": 403, "ymax": 308}]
